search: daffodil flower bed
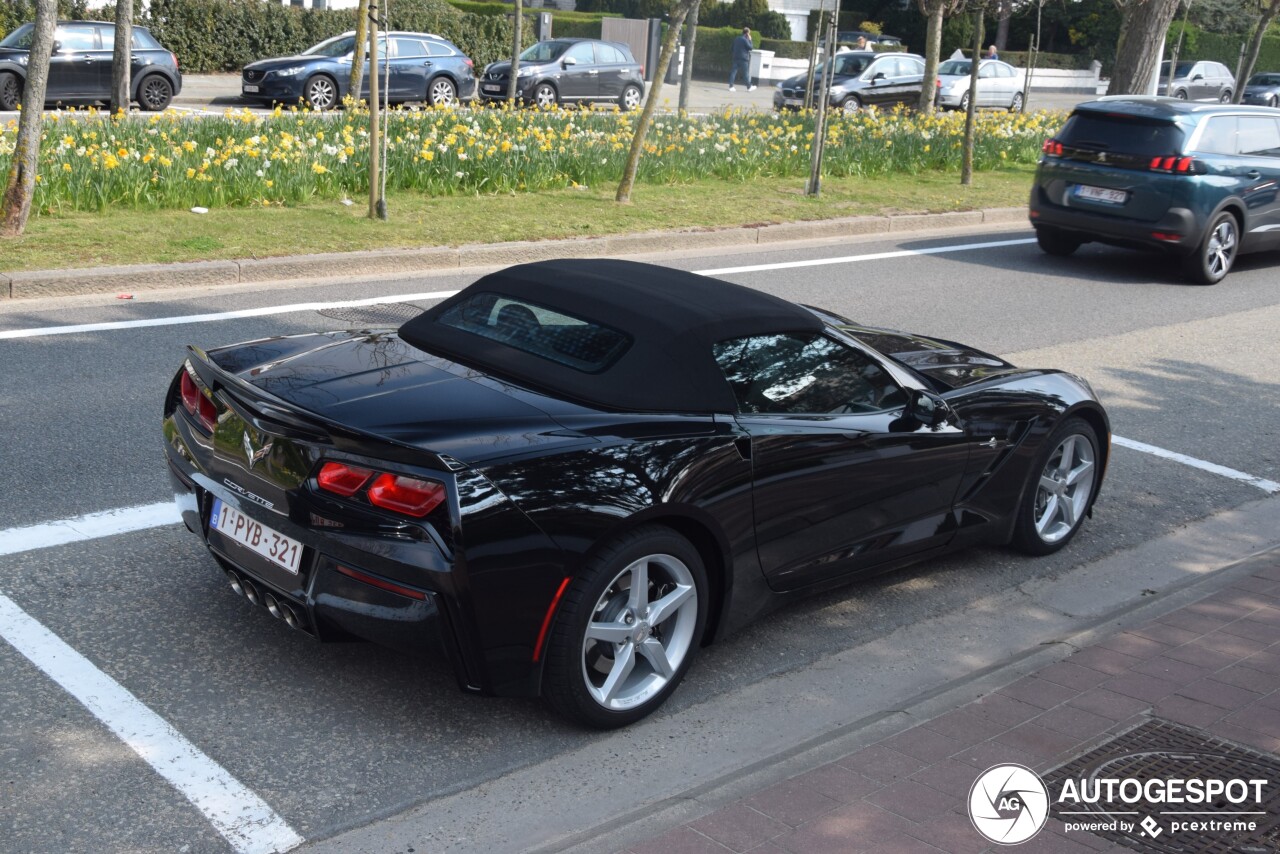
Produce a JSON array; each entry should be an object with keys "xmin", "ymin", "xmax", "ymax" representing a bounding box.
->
[{"xmin": 0, "ymin": 103, "xmax": 1061, "ymax": 214}]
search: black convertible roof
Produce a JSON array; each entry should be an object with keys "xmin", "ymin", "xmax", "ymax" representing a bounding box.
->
[{"xmin": 398, "ymin": 259, "xmax": 824, "ymax": 413}]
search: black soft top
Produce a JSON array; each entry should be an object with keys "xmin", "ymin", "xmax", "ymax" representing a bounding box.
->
[{"xmin": 398, "ymin": 259, "xmax": 824, "ymax": 413}]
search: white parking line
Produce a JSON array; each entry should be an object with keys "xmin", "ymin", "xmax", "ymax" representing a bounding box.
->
[
  {"xmin": 0, "ymin": 595, "xmax": 303, "ymax": 854},
  {"xmin": 0, "ymin": 238, "xmax": 1038, "ymax": 340},
  {"xmin": 1112, "ymin": 436, "xmax": 1280, "ymax": 494}
]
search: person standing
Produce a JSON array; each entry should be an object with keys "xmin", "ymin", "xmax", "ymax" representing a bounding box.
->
[
  {"xmin": 987, "ymin": 44, "xmax": 999, "ymax": 61},
  {"xmin": 729, "ymin": 27, "xmax": 756, "ymax": 91}
]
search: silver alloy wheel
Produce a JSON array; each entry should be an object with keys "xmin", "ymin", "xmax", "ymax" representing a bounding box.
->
[
  {"xmin": 841, "ymin": 95, "xmax": 861, "ymax": 113},
  {"xmin": 580, "ymin": 553, "xmax": 698, "ymax": 711},
  {"xmin": 621, "ymin": 85, "xmax": 641, "ymax": 111},
  {"xmin": 1010, "ymin": 92, "xmax": 1023, "ymax": 113},
  {"xmin": 533, "ymin": 83, "xmax": 557, "ymax": 108},
  {"xmin": 429, "ymin": 78, "xmax": 456, "ymax": 106},
  {"xmin": 1204, "ymin": 216, "xmax": 1238, "ymax": 280},
  {"xmin": 306, "ymin": 77, "xmax": 336, "ymax": 110},
  {"xmin": 1033, "ymin": 433, "xmax": 1096, "ymax": 544}
]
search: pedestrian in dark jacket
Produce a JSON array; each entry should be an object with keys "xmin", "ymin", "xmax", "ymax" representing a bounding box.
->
[{"xmin": 729, "ymin": 27, "xmax": 755, "ymax": 91}]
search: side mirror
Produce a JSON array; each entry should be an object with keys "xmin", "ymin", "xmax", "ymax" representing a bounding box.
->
[
  {"xmin": 905, "ymin": 389, "xmax": 952, "ymax": 428},
  {"xmin": 562, "ymin": 56, "xmax": 577, "ymax": 67},
  {"xmin": 1191, "ymin": 74, "xmax": 1203, "ymax": 82},
  {"xmin": 871, "ymin": 72, "xmax": 885, "ymax": 82},
  {"xmin": 52, "ymin": 40, "xmax": 63, "ymax": 53}
]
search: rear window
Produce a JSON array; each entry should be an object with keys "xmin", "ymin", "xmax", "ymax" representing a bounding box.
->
[
  {"xmin": 435, "ymin": 292, "xmax": 631, "ymax": 373},
  {"xmin": 1057, "ymin": 112, "xmax": 1185, "ymax": 156},
  {"xmin": 0, "ymin": 24, "xmax": 33, "ymax": 48},
  {"xmin": 133, "ymin": 29, "xmax": 162, "ymax": 50}
]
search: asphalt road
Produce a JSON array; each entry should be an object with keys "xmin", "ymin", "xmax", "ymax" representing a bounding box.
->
[{"xmin": 2, "ymin": 226, "xmax": 1279, "ymax": 852}]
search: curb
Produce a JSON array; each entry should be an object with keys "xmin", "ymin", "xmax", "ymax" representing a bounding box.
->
[{"xmin": 1, "ymin": 207, "xmax": 1029, "ymax": 300}]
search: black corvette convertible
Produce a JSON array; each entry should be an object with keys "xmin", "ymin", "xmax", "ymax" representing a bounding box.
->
[{"xmin": 163, "ymin": 259, "xmax": 1109, "ymax": 728}]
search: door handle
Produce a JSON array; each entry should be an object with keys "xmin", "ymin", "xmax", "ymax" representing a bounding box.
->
[
  {"xmin": 423, "ymin": 61, "xmax": 433, "ymax": 66},
  {"xmin": 1246, "ymin": 170, "xmax": 1261, "ymax": 179},
  {"xmin": 588, "ymin": 70, "xmax": 598, "ymax": 75}
]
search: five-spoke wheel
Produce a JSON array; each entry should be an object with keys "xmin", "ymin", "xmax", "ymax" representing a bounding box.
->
[
  {"xmin": 1185, "ymin": 211, "xmax": 1238, "ymax": 285},
  {"xmin": 1013, "ymin": 418, "xmax": 1101, "ymax": 555},
  {"xmin": 543, "ymin": 527, "xmax": 706, "ymax": 728}
]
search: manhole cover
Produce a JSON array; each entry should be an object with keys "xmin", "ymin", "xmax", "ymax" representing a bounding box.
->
[
  {"xmin": 1044, "ymin": 719, "xmax": 1280, "ymax": 853},
  {"xmin": 315, "ymin": 303, "xmax": 425, "ymax": 326}
]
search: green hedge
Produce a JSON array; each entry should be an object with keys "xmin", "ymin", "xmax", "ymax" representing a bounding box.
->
[
  {"xmin": 1179, "ymin": 29, "xmax": 1280, "ymax": 76},
  {"xmin": 1, "ymin": 0, "xmax": 92, "ymax": 38},
  {"xmin": 760, "ymin": 38, "xmax": 811, "ymax": 60}
]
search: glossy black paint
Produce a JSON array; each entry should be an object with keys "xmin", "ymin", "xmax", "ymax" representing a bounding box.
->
[{"xmin": 164, "ymin": 309, "xmax": 1109, "ymax": 700}]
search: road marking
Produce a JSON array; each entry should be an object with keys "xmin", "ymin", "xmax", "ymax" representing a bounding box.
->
[
  {"xmin": 1112, "ymin": 436, "xmax": 1280, "ymax": 494},
  {"xmin": 0, "ymin": 594, "xmax": 303, "ymax": 854},
  {"xmin": 695, "ymin": 238, "xmax": 1038, "ymax": 275},
  {"xmin": 0, "ymin": 238, "xmax": 1039, "ymax": 340},
  {"xmin": 0, "ymin": 501, "xmax": 180, "ymax": 556},
  {"xmin": 0, "ymin": 290, "xmax": 462, "ymax": 340}
]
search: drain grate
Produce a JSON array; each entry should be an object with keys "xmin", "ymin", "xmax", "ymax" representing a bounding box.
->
[
  {"xmin": 1045, "ymin": 719, "xmax": 1280, "ymax": 853},
  {"xmin": 315, "ymin": 302, "xmax": 426, "ymax": 327}
]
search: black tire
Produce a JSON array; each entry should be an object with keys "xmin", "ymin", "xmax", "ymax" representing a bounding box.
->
[
  {"xmin": 840, "ymin": 94, "xmax": 862, "ymax": 113},
  {"xmin": 137, "ymin": 74, "xmax": 174, "ymax": 111},
  {"xmin": 304, "ymin": 75, "xmax": 338, "ymax": 111},
  {"xmin": 0, "ymin": 71, "xmax": 21, "ymax": 111},
  {"xmin": 531, "ymin": 82, "xmax": 558, "ymax": 109},
  {"xmin": 1011, "ymin": 417, "xmax": 1101, "ymax": 556},
  {"xmin": 1219, "ymin": 89, "xmax": 1232, "ymax": 103},
  {"xmin": 427, "ymin": 76, "xmax": 456, "ymax": 107},
  {"xmin": 959, "ymin": 92, "xmax": 970, "ymax": 112},
  {"xmin": 542, "ymin": 526, "xmax": 708, "ymax": 729},
  {"xmin": 1036, "ymin": 227, "xmax": 1082, "ymax": 257},
  {"xmin": 1010, "ymin": 91, "xmax": 1024, "ymax": 113},
  {"xmin": 618, "ymin": 83, "xmax": 642, "ymax": 111},
  {"xmin": 1270, "ymin": 95, "xmax": 1279, "ymax": 109},
  {"xmin": 1184, "ymin": 211, "xmax": 1239, "ymax": 285},
  {"xmin": 1173, "ymin": 89, "xmax": 1188, "ymax": 100}
]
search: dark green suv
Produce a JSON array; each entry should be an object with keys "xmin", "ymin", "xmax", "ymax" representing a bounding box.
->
[{"xmin": 1029, "ymin": 98, "xmax": 1280, "ymax": 284}]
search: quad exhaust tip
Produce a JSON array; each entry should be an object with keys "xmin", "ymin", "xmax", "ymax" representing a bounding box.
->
[{"xmin": 225, "ymin": 567, "xmax": 304, "ymax": 631}]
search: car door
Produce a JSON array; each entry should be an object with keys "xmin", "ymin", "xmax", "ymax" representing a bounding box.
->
[
  {"xmin": 712, "ymin": 332, "xmax": 972, "ymax": 592},
  {"xmin": 557, "ymin": 40, "xmax": 598, "ymax": 102},
  {"xmin": 593, "ymin": 41, "xmax": 628, "ymax": 101},
  {"xmin": 48, "ymin": 23, "xmax": 102, "ymax": 99},
  {"xmin": 895, "ymin": 57, "xmax": 925, "ymax": 107},
  {"xmin": 356, "ymin": 35, "xmax": 388, "ymax": 102},
  {"xmin": 388, "ymin": 37, "xmax": 428, "ymax": 101},
  {"xmin": 1234, "ymin": 115, "xmax": 1280, "ymax": 250},
  {"xmin": 1192, "ymin": 62, "xmax": 1213, "ymax": 101}
]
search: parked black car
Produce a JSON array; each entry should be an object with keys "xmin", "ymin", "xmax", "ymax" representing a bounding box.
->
[
  {"xmin": 774, "ymin": 50, "xmax": 924, "ymax": 112},
  {"xmin": 0, "ymin": 20, "xmax": 181, "ymax": 111},
  {"xmin": 164, "ymin": 258, "xmax": 1109, "ymax": 728},
  {"xmin": 836, "ymin": 31, "xmax": 904, "ymax": 50},
  {"xmin": 479, "ymin": 38, "xmax": 645, "ymax": 110},
  {"xmin": 241, "ymin": 31, "xmax": 475, "ymax": 111},
  {"xmin": 1030, "ymin": 97, "xmax": 1280, "ymax": 284},
  {"xmin": 1242, "ymin": 72, "xmax": 1280, "ymax": 108}
]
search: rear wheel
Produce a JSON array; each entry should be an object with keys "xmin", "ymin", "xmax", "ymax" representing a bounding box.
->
[
  {"xmin": 304, "ymin": 75, "xmax": 338, "ymax": 110},
  {"xmin": 1173, "ymin": 89, "xmax": 1188, "ymax": 100},
  {"xmin": 1219, "ymin": 89, "xmax": 1232, "ymax": 103},
  {"xmin": 1010, "ymin": 91, "xmax": 1024, "ymax": 113},
  {"xmin": 1011, "ymin": 417, "xmax": 1101, "ymax": 555},
  {"xmin": 542, "ymin": 526, "xmax": 707, "ymax": 729},
  {"xmin": 1036, "ymin": 227, "xmax": 1082, "ymax": 257},
  {"xmin": 427, "ymin": 76, "xmax": 456, "ymax": 107},
  {"xmin": 0, "ymin": 72, "xmax": 21, "ymax": 111},
  {"xmin": 1271, "ymin": 94, "xmax": 1279, "ymax": 109},
  {"xmin": 959, "ymin": 91, "xmax": 970, "ymax": 112},
  {"xmin": 1184, "ymin": 211, "xmax": 1238, "ymax": 285},
  {"xmin": 619, "ymin": 83, "xmax": 642, "ymax": 111},
  {"xmin": 137, "ymin": 74, "xmax": 174, "ymax": 111}
]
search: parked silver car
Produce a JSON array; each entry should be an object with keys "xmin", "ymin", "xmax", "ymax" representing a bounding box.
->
[
  {"xmin": 935, "ymin": 58, "xmax": 1023, "ymax": 111},
  {"xmin": 1156, "ymin": 60, "xmax": 1234, "ymax": 102}
]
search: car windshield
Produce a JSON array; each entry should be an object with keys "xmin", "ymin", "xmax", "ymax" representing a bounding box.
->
[
  {"xmin": 521, "ymin": 41, "xmax": 571, "ymax": 63},
  {"xmin": 0, "ymin": 24, "xmax": 33, "ymax": 49},
  {"xmin": 1160, "ymin": 61, "xmax": 1195, "ymax": 78},
  {"xmin": 938, "ymin": 59, "xmax": 973, "ymax": 75},
  {"xmin": 1249, "ymin": 73, "xmax": 1280, "ymax": 86},
  {"xmin": 304, "ymin": 35, "xmax": 356, "ymax": 57},
  {"xmin": 1057, "ymin": 112, "xmax": 1185, "ymax": 156}
]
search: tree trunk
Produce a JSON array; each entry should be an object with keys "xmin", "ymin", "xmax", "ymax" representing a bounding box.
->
[
  {"xmin": 616, "ymin": 0, "xmax": 696, "ymax": 203},
  {"xmin": 350, "ymin": 0, "xmax": 369, "ymax": 102},
  {"xmin": 678, "ymin": 0, "xmax": 700, "ymax": 112},
  {"xmin": 1107, "ymin": 0, "xmax": 1182, "ymax": 95},
  {"xmin": 1, "ymin": 0, "xmax": 56, "ymax": 238},
  {"xmin": 1234, "ymin": 0, "xmax": 1280, "ymax": 104},
  {"xmin": 507, "ymin": 0, "xmax": 523, "ymax": 101},
  {"xmin": 962, "ymin": 6, "xmax": 983, "ymax": 186},
  {"xmin": 995, "ymin": 2, "xmax": 1010, "ymax": 52},
  {"xmin": 916, "ymin": 1, "xmax": 946, "ymax": 113},
  {"xmin": 111, "ymin": 0, "xmax": 133, "ymax": 114}
]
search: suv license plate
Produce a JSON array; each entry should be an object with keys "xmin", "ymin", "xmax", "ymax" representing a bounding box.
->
[
  {"xmin": 482, "ymin": 84, "xmax": 501, "ymax": 93},
  {"xmin": 243, "ymin": 84, "xmax": 259, "ymax": 93},
  {"xmin": 210, "ymin": 499, "xmax": 302, "ymax": 574},
  {"xmin": 1074, "ymin": 184, "xmax": 1127, "ymax": 204}
]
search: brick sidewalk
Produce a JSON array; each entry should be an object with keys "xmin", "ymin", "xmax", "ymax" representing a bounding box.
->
[{"xmin": 616, "ymin": 556, "xmax": 1280, "ymax": 854}]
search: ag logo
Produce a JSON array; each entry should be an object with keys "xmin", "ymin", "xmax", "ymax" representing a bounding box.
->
[{"xmin": 968, "ymin": 764, "xmax": 1050, "ymax": 845}]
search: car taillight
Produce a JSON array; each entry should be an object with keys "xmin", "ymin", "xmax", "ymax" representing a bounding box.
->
[
  {"xmin": 1042, "ymin": 138, "xmax": 1064, "ymax": 156},
  {"xmin": 1148, "ymin": 155, "xmax": 1197, "ymax": 173},
  {"xmin": 179, "ymin": 367, "xmax": 218, "ymax": 433},
  {"xmin": 171, "ymin": 52, "xmax": 178, "ymax": 69},
  {"xmin": 317, "ymin": 462, "xmax": 374, "ymax": 497},
  {"xmin": 315, "ymin": 461, "xmax": 446, "ymax": 519},
  {"xmin": 368, "ymin": 474, "xmax": 446, "ymax": 517},
  {"xmin": 464, "ymin": 58, "xmax": 474, "ymax": 69}
]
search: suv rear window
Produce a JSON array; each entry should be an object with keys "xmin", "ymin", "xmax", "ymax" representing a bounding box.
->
[{"xmin": 1057, "ymin": 112, "xmax": 1185, "ymax": 156}]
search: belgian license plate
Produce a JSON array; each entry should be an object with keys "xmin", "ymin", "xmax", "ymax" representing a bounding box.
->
[
  {"xmin": 482, "ymin": 84, "xmax": 501, "ymax": 93},
  {"xmin": 1074, "ymin": 184, "xmax": 1127, "ymax": 204},
  {"xmin": 210, "ymin": 499, "xmax": 302, "ymax": 575},
  {"xmin": 784, "ymin": 98, "xmax": 804, "ymax": 107},
  {"xmin": 243, "ymin": 84, "xmax": 259, "ymax": 93}
]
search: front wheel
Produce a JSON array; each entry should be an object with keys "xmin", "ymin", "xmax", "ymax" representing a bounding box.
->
[
  {"xmin": 1036, "ymin": 227, "xmax": 1082, "ymax": 257},
  {"xmin": 531, "ymin": 82, "xmax": 558, "ymax": 109},
  {"xmin": 542, "ymin": 527, "xmax": 707, "ymax": 729},
  {"xmin": 619, "ymin": 83, "xmax": 642, "ymax": 111},
  {"xmin": 427, "ymin": 76, "xmax": 456, "ymax": 107},
  {"xmin": 304, "ymin": 75, "xmax": 338, "ymax": 111},
  {"xmin": 137, "ymin": 74, "xmax": 174, "ymax": 111},
  {"xmin": 0, "ymin": 72, "xmax": 21, "ymax": 111},
  {"xmin": 1219, "ymin": 89, "xmax": 1232, "ymax": 103},
  {"xmin": 1270, "ymin": 94, "xmax": 1279, "ymax": 109},
  {"xmin": 959, "ymin": 92, "xmax": 970, "ymax": 112},
  {"xmin": 840, "ymin": 94, "xmax": 862, "ymax": 113},
  {"xmin": 1173, "ymin": 89, "xmax": 1188, "ymax": 100},
  {"xmin": 1184, "ymin": 211, "xmax": 1238, "ymax": 285},
  {"xmin": 1011, "ymin": 417, "xmax": 1101, "ymax": 555}
]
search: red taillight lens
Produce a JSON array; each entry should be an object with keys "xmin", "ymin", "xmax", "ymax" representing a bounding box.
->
[
  {"xmin": 465, "ymin": 58, "xmax": 474, "ymax": 69},
  {"xmin": 1149, "ymin": 155, "xmax": 1196, "ymax": 174},
  {"xmin": 367, "ymin": 474, "xmax": 445, "ymax": 517},
  {"xmin": 317, "ymin": 462, "xmax": 374, "ymax": 497},
  {"xmin": 171, "ymin": 52, "xmax": 178, "ymax": 69},
  {"xmin": 179, "ymin": 368, "xmax": 218, "ymax": 433},
  {"xmin": 1042, "ymin": 138, "xmax": 1064, "ymax": 156}
]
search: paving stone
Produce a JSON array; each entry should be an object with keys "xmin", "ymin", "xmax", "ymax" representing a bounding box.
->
[
  {"xmin": 1031, "ymin": 705, "xmax": 1116, "ymax": 741},
  {"xmin": 1222, "ymin": 702, "xmax": 1280, "ymax": 738},
  {"xmin": 1152, "ymin": 694, "xmax": 1228, "ymax": 729},
  {"xmin": 771, "ymin": 802, "xmax": 914, "ymax": 854},
  {"xmin": 839, "ymin": 745, "xmax": 931, "ymax": 785},
  {"xmin": 1156, "ymin": 609, "xmax": 1236, "ymax": 634},
  {"xmin": 1163, "ymin": 640, "xmax": 1248, "ymax": 670},
  {"xmin": 901, "ymin": 812, "xmax": 990, "ymax": 854},
  {"xmin": 1066, "ymin": 689, "xmax": 1150, "ymax": 722},
  {"xmin": 1128, "ymin": 621, "xmax": 1204, "ymax": 648},
  {"xmin": 1241, "ymin": 650, "xmax": 1280, "ymax": 675},
  {"xmin": 1101, "ymin": 672, "xmax": 1179, "ymax": 704},
  {"xmin": 1175, "ymin": 677, "xmax": 1263, "ymax": 711},
  {"xmin": 1197, "ymin": 631, "xmax": 1270, "ymax": 659},
  {"xmin": 882, "ymin": 727, "xmax": 964, "ymax": 763},
  {"xmin": 994, "ymin": 722, "xmax": 1084, "ymax": 761},
  {"xmin": 688, "ymin": 804, "xmax": 790, "ymax": 853},
  {"xmin": 1097, "ymin": 632, "xmax": 1172, "ymax": 660},
  {"xmin": 629, "ymin": 826, "xmax": 733, "ymax": 854},
  {"xmin": 1066, "ymin": 646, "xmax": 1142, "ymax": 676},
  {"xmin": 1218, "ymin": 619, "xmax": 1280, "ymax": 644},
  {"xmin": 964, "ymin": 693, "xmax": 1044, "ymax": 727},
  {"xmin": 788, "ymin": 763, "xmax": 883, "ymax": 804},
  {"xmin": 1131, "ymin": 655, "xmax": 1214, "ymax": 685},
  {"xmin": 866, "ymin": 779, "xmax": 960, "ymax": 821},
  {"xmin": 1206, "ymin": 720, "xmax": 1280, "ymax": 754},
  {"xmin": 909, "ymin": 759, "xmax": 988, "ymax": 800},
  {"xmin": 862, "ymin": 835, "xmax": 949, "ymax": 854},
  {"xmin": 744, "ymin": 779, "xmax": 842, "ymax": 829},
  {"xmin": 998, "ymin": 676, "xmax": 1081, "ymax": 711},
  {"xmin": 921, "ymin": 708, "xmax": 1011, "ymax": 745},
  {"xmin": 1035, "ymin": 662, "xmax": 1111, "ymax": 692}
]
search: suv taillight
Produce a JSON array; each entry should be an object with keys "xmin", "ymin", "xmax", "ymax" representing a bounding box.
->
[
  {"xmin": 316, "ymin": 461, "xmax": 446, "ymax": 519},
  {"xmin": 1148, "ymin": 155, "xmax": 1198, "ymax": 174},
  {"xmin": 1042, "ymin": 138, "xmax": 1064, "ymax": 156},
  {"xmin": 179, "ymin": 366, "xmax": 218, "ymax": 434}
]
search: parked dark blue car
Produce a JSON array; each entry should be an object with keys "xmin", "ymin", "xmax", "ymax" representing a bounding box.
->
[
  {"xmin": 241, "ymin": 31, "xmax": 475, "ymax": 110},
  {"xmin": 0, "ymin": 20, "xmax": 181, "ymax": 111},
  {"xmin": 1242, "ymin": 72, "xmax": 1280, "ymax": 108},
  {"xmin": 1030, "ymin": 97, "xmax": 1280, "ymax": 284}
]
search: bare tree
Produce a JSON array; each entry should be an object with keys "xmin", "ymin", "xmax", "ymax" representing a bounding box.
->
[
  {"xmin": 678, "ymin": 1, "xmax": 700, "ymax": 112},
  {"xmin": 350, "ymin": 0, "xmax": 370, "ymax": 102},
  {"xmin": 1234, "ymin": 0, "xmax": 1280, "ymax": 103},
  {"xmin": 962, "ymin": 2, "xmax": 985, "ymax": 186},
  {"xmin": 1, "ymin": 0, "xmax": 55, "ymax": 238},
  {"xmin": 917, "ymin": 0, "xmax": 965, "ymax": 112},
  {"xmin": 507, "ymin": 0, "xmax": 523, "ymax": 102},
  {"xmin": 616, "ymin": 0, "xmax": 701, "ymax": 203},
  {"xmin": 111, "ymin": 0, "xmax": 133, "ymax": 114},
  {"xmin": 1107, "ymin": 0, "xmax": 1184, "ymax": 95}
]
